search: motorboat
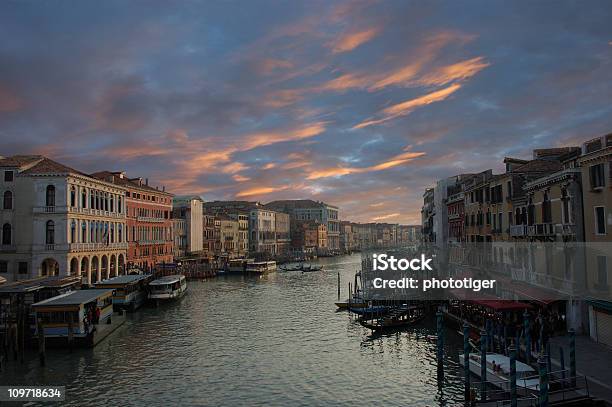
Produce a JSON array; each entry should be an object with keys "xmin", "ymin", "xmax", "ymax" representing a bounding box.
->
[
  {"xmin": 148, "ymin": 275, "xmax": 187, "ymax": 301},
  {"xmin": 458, "ymin": 352, "xmax": 539, "ymax": 395}
]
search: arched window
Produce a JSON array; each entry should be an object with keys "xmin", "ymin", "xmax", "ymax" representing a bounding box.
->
[
  {"xmin": 70, "ymin": 186, "xmax": 76, "ymax": 207},
  {"xmin": 90, "ymin": 222, "xmax": 95, "ymax": 242},
  {"xmin": 110, "ymin": 195, "xmax": 115, "ymax": 212},
  {"xmin": 90, "ymin": 190, "xmax": 95, "ymax": 209},
  {"xmin": 82, "ymin": 221, "xmax": 87, "ymax": 243},
  {"xmin": 3, "ymin": 190, "xmax": 12, "ymax": 210},
  {"xmin": 118, "ymin": 224, "xmax": 123, "ymax": 243},
  {"xmin": 118, "ymin": 197, "xmax": 122, "ymax": 213},
  {"xmin": 82, "ymin": 188, "xmax": 87, "ymax": 208},
  {"xmin": 2, "ymin": 223, "xmax": 11, "ymax": 245},
  {"xmin": 70, "ymin": 220, "xmax": 76, "ymax": 243},
  {"xmin": 46, "ymin": 185, "xmax": 55, "ymax": 207},
  {"xmin": 45, "ymin": 220, "xmax": 55, "ymax": 245},
  {"xmin": 110, "ymin": 224, "xmax": 115, "ymax": 243}
]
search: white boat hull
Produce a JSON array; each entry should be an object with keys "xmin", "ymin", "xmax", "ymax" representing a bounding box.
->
[{"xmin": 459, "ymin": 354, "xmax": 539, "ymax": 396}]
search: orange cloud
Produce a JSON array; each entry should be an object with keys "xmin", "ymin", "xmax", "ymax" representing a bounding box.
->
[
  {"xmin": 232, "ymin": 174, "xmax": 251, "ymax": 182},
  {"xmin": 372, "ymin": 213, "xmax": 401, "ymax": 221},
  {"xmin": 262, "ymin": 163, "xmax": 277, "ymax": 170},
  {"xmin": 222, "ymin": 162, "xmax": 249, "ymax": 174},
  {"xmin": 353, "ymin": 83, "xmax": 461, "ymax": 128},
  {"xmin": 418, "ymin": 57, "xmax": 489, "ymax": 87},
  {"xmin": 330, "ymin": 27, "xmax": 380, "ymax": 54},
  {"xmin": 236, "ymin": 185, "xmax": 289, "ymax": 197},
  {"xmin": 306, "ymin": 149, "xmax": 425, "ymax": 179}
]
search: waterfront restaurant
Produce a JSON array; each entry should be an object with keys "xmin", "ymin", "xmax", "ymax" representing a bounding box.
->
[{"xmin": 32, "ymin": 289, "xmax": 116, "ymax": 347}]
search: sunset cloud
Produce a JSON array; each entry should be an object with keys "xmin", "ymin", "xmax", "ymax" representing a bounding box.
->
[
  {"xmin": 330, "ymin": 27, "xmax": 380, "ymax": 54},
  {"xmin": 2, "ymin": 1, "xmax": 611, "ymax": 225},
  {"xmin": 372, "ymin": 213, "xmax": 401, "ymax": 221},
  {"xmin": 353, "ymin": 84, "xmax": 462, "ymax": 128},
  {"xmin": 236, "ymin": 185, "xmax": 289, "ymax": 197},
  {"xmin": 306, "ymin": 149, "xmax": 426, "ymax": 179}
]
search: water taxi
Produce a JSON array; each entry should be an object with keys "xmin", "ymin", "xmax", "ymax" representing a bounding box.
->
[
  {"xmin": 245, "ymin": 261, "xmax": 277, "ymax": 274},
  {"xmin": 32, "ymin": 289, "xmax": 123, "ymax": 347},
  {"xmin": 458, "ymin": 352, "xmax": 539, "ymax": 395},
  {"xmin": 227, "ymin": 258, "xmax": 252, "ymax": 272},
  {"xmin": 148, "ymin": 275, "xmax": 187, "ymax": 301},
  {"xmin": 95, "ymin": 274, "xmax": 153, "ymax": 311}
]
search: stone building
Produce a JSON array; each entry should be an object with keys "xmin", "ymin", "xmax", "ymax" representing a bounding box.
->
[
  {"xmin": 91, "ymin": 171, "xmax": 173, "ymax": 271},
  {"xmin": 172, "ymin": 196, "xmax": 204, "ymax": 255},
  {"xmin": 0, "ymin": 155, "xmax": 127, "ymax": 284}
]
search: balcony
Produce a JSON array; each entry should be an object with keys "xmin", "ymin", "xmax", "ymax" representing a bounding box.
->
[
  {"xmin": 510, "ymin": 225, "xmax": 527, "ymax": 237},
  {"xmin": 69, "ymin": 242, "xmax": 128, "ymax": 252},
  {"xmin": 555, "ymin": 224, "xmax": 576, "ymax": 236},
  {"xmin": 69, "ymin": 207, "xmax": 125, "ymax": 218},
  {"xmin": 137, "ymin": 216, "xmax": 166, "ymax": 223},
  {"xmin": 0, "ymin": 244, "xmax": 16, "ymax": 252},
  {"xmin": 527, "ymin": 223, "xmax": 555, "ymax": 237},
  {"xmin": 33, "ymin": 205, "xmax": 68, "ymax": 214}
]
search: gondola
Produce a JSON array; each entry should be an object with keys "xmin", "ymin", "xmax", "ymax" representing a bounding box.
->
[{"xmin": 359, "ymin": 306, "xmax": 425, "ymax": 332}]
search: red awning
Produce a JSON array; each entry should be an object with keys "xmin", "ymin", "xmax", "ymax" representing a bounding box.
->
[{"xmin": 470, "ymin": 299, "xmax": 533, "ymax": 311}]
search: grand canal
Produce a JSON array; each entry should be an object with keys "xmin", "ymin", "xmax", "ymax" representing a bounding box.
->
[{"xmin": 2, "ymin": 255, "xmax": 466, "ymax": 406}]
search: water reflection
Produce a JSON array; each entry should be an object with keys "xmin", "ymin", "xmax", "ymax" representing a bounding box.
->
[{"xmin": 2, "ymin": 254, "xmax": 465, "ymax": 406}]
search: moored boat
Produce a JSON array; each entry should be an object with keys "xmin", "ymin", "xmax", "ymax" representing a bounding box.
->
[
  {"xmin": 32, "ymin": 289, "xmax": 123, "ymax": 347},
  {"xmin": 458, "ymin": 352, "xmax": 539, "ymax": 395},
  {"xmin": 359, "ymin": 306, "xmax": 425, "ymax": 332},
  {"xmin": 246, "ymin": 261, "xmax": 277, "ymax": 273},
  {"xmin": 95, "ymin": 274, "xmax": 153, "ymax": 311},
  {"xmin": 149, "ymin": 275, "xmax": 187, "ymax": 301}
]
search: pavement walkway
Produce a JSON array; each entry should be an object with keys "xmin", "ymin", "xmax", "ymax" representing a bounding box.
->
[{"xmin": 549, "ymin": 334, "xmax": 612, "ymax": 406}]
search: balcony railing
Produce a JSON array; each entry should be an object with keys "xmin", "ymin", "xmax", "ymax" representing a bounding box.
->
[
  {"xmin": 69, "ymin": 207, "xmax": 125, "ymax": 218},
  {"xmin": 137, "ymin": 216, "xmax": 166, "ymax": 223},
  {"xmin": 33, "ymin": 205, "xmax": 68, "ymax": 214},
  {"xmin": 527, "ymin": 223, "xmax": 555, "ymax": 236},
  {"xmin": 510, "ymin": 225, "xmax": 527, "ymax": 237},
  {"xmin": 554, "ymin": 223, "xmax": 576, "ymax": 235},
  {"xmin": 69, "ymin": 242, "xmax": 128, "ymax": 251}
]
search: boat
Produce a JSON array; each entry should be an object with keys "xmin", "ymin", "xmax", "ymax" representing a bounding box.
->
[
  {"xmin": 95, "ymin": 274, "xmax": 152, "ymax": 311},
  {"xmin": 279, "ymin": 263, "xmax": 302, "ymax": 271},
  {"xmin": 458, "ymin": 352, "xmax": 540, "ymax": 395},
  {"xmin": 301, "ymin": 264, "xmax": 323, "ymax": 272},
  {"xmin": 245, "ymin": 261, "xmax": 277, "ymax": 274},
  {"xmin": 32, "ymin": 289, "xmax": 123, "ymax": 347},
  {"xmin": 148, "ymin": 275, "xmax": 187, "ymax": 301},
  {"xmin": 350, "ymin": 305, "xmax": 390, "ymax": 315},
  {"xmin": 227, "ymin": 258, "xmax": 251, "ymax": 272},
  {"xmin": 359, "ymin": 306, "xmax": 425, "ymax": 332},
  {"xmin": 335, "ymin": 291, "xmax": 368, "ymax": 309}
]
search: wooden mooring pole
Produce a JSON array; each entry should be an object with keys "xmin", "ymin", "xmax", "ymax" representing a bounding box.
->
[
  {"xmin": 37, "ymin": 321, "xmax": 46, "ymax": 367},
  {"xmin": 337, "ymin": 272, "xmax": 340, "ymax": 301},
  {"xmin": 569, "ymin": 328, "xmax": 576, "ymax": 387},
  {"xmin": 463, "ymin": 322, "xmax": 470, "ymax": 404},
  {"xmin": 509, "ymin": 344, "xmax": 517, "ymax": 407},
  {"xmin": 480, "ymin": 329, "xmax": 487, "ymax": 402}
]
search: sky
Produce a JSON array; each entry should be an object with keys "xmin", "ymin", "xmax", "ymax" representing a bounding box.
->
[{"xmin": 1, "ymin": 0, "xmax": 611, "ymax": 224}]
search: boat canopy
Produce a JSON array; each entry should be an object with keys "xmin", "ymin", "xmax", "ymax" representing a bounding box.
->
[
  {"xmin": 470, "ymin": 299, "xmax": 533, "ymax": 311},
  {"xmin": 150, "ymin": 275, "xmax": 184, "ymax": 286}
]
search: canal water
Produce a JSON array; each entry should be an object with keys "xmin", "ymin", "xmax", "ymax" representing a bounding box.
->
[{"xmin": 2, "ymin": 254, "xmax": 466, "ymax": 406}]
